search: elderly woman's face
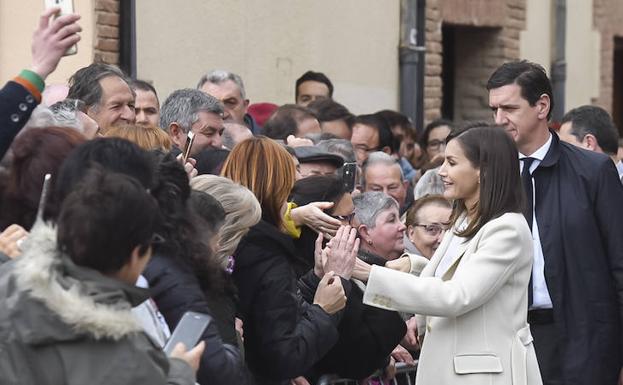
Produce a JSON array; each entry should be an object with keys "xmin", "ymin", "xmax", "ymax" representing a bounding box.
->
[
  {"xmin": 366, "ymin": 206, "xmax": 406, "ymax": 260},
  {"xmin": 407, "ymin": 203, "xmax": 451, "ymax": 259}
]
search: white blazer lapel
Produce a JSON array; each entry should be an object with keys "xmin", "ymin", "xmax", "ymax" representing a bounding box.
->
[{"xmin": 420, "ymin": 227, "xmax": 454, "ymax": 278}]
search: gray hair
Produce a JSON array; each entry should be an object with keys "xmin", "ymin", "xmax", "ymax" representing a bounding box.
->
[
  {"xmin": 353, "ymin": 191, "xmax": 399, "ymax": 228},
  {"xmin": 362, "ymin": 151, "xmax": 404, "ymax": 188},
  {"xmin": 49, "ymin": 99, "xmax": 84, "ymax": 133},
  {"xmin": 190, "ymin": 175, "xmax": 261, "ymax": 268},
  {"xmin": 67, "ymin": 63, "xmax": 131, "ymax": 109},
  {"xmin": 317, "ymin": 139, "xmax": 356, "ymax": 163},
  {"xmin": 22, "ymin": 105, "xmax": 57, "ymax": 130},
  {"xmin": 159, "ymin": 88, "xmax": 224, "ymax": 133},
  {"xmin": 196, "ymin": 69, "xmax": 247, "ymax": 100},
  {"xmin": 414, "ymin": 166, "xmax": 445, "ymax": 199}
]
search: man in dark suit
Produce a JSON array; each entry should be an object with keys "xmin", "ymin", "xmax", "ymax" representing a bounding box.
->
[{"xmin": 487, "ymin": 60, "xmax": 623, "ymax": 385}]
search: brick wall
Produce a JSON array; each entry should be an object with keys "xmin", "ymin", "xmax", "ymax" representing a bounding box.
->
[
  {"xmin": 424, "ymin": 0, "xmax": 525, "ymax": 124},
  {"xmin": 592, "ymin": 0, "xmax": 623, "ymax": 113},
  {"xmin": 94, "ymin": 0, "xmax": 120, "ymax": 64}
]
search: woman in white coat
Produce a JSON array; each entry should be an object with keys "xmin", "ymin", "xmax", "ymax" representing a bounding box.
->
[{"xmin": 356, "ymin": 124, "xmax": 542, "ymax": 385}]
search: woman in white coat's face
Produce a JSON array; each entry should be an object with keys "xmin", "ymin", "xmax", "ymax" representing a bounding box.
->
[{"xmin": 438, "ymin": 139, "xmax": 480, "ymax": 217}]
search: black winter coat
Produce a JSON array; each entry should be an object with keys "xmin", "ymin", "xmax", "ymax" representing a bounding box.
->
[
  {"xmin": 234, "ymin": 220, "xmax": 344, "ymax": 385},
  {"xmin": 0, "ymin": 81, "xmax": 39, "ymax": 159},
  {"xmin": 294, "ymin": 228, "xmax": 407, "ymax": 380},
  {"xmin": 144, "ymin": 253, "xmax": 253, "ymax": 385},
  {"xmin": 532, "ymin": 132, "xmax": 623, "ymax": 385}
]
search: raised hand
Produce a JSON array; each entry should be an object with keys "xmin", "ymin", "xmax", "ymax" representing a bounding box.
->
[
  {"xmin": 31, "ymin": 7, "xmax": 82, "ymax": 79},
  {"xmin": 324, "ymin": 225, "xmax": 359, "ymax": 279}
]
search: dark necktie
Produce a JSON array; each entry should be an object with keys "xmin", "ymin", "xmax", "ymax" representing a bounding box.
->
[
  {"xmin": 521, "ymin": 157, "xmax": 535, "ymax": 231},
  {"xmin": 521, "ymin": 157, "xmax": 535, "ymax": 307}
]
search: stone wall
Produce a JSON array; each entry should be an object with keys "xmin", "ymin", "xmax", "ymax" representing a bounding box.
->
[
  {"xmin": 94, "ymin": 0, "xmax": 120, "ymax": 64},
  {"xmin": 424, "ymin": 0, "xmax": 526, "ymax": 124},
  {"xmin": 593, "ymin": 0, "xmax": 623, "ymax": 115}
]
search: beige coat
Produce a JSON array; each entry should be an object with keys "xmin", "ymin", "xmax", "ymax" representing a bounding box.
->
[{"xmin": 363, "ymin": 212, "xmax": 542, "ymax": 385}]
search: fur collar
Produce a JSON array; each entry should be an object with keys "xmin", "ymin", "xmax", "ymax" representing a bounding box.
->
[{"xmin": 14, "ymin": 221, "xmax": 144, "ymax": 341}]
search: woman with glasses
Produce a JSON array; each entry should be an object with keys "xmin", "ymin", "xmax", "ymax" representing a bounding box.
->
[
  {"xmin": 404, "ymin": 195, "xmax": 452, "ymax": 260},
  {"xmin": 290, "ymin": 176, "xmax": 407, "ymax": 382},
  {"xmin": 357, "ymin": 125, "xmax": 541, "ymax": 385}
]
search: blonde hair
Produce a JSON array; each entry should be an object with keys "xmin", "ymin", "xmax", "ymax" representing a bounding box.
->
[
  {"xmin": 105, "ymin": 124, "xmax": 172, "ymax": 152},
  {"xmin": 190, "ymin": 175, "xmax": 261, "ymax": 267},
  {"xmin": 221, "ymin": 136, "xmax": 295, "ymax": 228}
]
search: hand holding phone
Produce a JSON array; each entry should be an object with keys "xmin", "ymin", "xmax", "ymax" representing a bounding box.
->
[
  {"xmin": 182, "ymin": 131, "xmax": 196, "ymax": 163},
  {"xmin": 163, "ymin": 311, "xmax": 212, "ymax": 355},
  {"xmin": 43, "ymin": 0, "xmax": 78, "ymax": 56}
]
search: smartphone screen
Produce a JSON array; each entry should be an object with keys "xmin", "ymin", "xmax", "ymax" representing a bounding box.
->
[
  {"xmin": 163, "ymin": 311, "xmax": 212, "ymax": 355},
  {"xmin": 182, "ymin": 131, "xmax": 196, "ymax": 163},
  {"xmin": 342, "ymin": 162, "xmax": 357, "ymax": 192},
  {"xmin": 44, "ymin": 0, "xmax": 77, "ymax": 55}
]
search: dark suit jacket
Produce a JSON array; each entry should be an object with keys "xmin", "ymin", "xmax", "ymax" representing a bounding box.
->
[
  {"xmin": 534, "ymin": 132, "xmax": 623, "ymax": 385},
  {"xmin": 0, "ymin": 81, "xmax": 39, "ymax": 159}
]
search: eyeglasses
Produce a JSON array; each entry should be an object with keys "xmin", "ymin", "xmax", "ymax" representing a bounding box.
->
[
  {"xmin": 331, "ymin": 212, "xmax": 356, "ymax": 223},
  {"xmin": 413, "ymin": 223, "xmax": 449, "ymax": 236},
  {"xmin": 426, "ymin": 140, "xmax": 446, "ymax": 150}
]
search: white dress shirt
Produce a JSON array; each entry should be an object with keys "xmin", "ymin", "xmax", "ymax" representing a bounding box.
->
[{"xmin": 520, "ymin": 133, "xmax": 553, "ymax": 310}]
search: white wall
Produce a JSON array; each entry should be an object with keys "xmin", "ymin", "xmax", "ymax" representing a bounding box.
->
[
  {"xmin": 135, "ymin": 0, "xmax": 400, "ymax": 114},
  {"xmin": 519, "ymin": 0, "xmax": 552, "ymax": 74}
]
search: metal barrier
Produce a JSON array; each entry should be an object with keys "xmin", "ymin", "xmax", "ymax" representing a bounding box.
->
[{"xmin": 316, "ymin": 362, "xmax": 417, "ymax": 385}]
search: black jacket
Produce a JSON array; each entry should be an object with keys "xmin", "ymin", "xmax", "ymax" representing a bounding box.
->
[
  {"xmin": 144, "ymin": 253, "xmax": 252, "ymax": 385},
  {"xmin": 534, "ymin": 132, "xmax": 623, "ymax": 385},
  {"xmin": 0, "ymin": 81, "xmax": 38, "ymax": 159},
  {"xmin": 294, "ymin": 228, "xmax": 406, "ymax": 380},
  {"xmin": 234, "ymin": 220, "xmax": 343, "ymax": 385}
]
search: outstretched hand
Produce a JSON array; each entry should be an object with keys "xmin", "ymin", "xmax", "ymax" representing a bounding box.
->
[
  {"xmin": 290, "ymin": 202, "xmax": 341, "ymax": 236},
  {"xmin": 324, "ymin": 225, "xmax": 359, "ymax": 279},
  {"xmin": 31, "ymin": 7, "xmax": 82, "ymax": 79}
]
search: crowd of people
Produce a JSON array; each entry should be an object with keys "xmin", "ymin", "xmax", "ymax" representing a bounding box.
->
[{"xmin": 0, "ymin": 7, "xmax": 623, "ymax": 385}]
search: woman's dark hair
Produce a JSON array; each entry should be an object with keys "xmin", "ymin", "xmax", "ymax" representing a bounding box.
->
[
  {"xmin": 57, "ymin": 168, "xmax": 158, "ymax": 273},
  {"xmin": 45, "ymin": 137, "xmax": 155, "ymax": 222},
  {"xmin": 0, "ymin": 127, "xmax": 86, "ymax": 230},
  {"xmin": 405, "ymin": 194, "xmax": 451, "ymax": 227},
  {"xmin": 446, "ymin": 124, "xmax": 524, "ymax": 238},
  {"xmin": 189, "ymin": 190, "xmax": 226, "ymax": 236},
  {"xmin": 290, "ymin": 174, "xmax": 348, "ymax": 210},
  {"xmin": 151, "ymin": 153, "xmax": 225, "ymax": 292},
  {"xmin": 354, "ymin": 113, "xmax": 394, "ymax": 151}
]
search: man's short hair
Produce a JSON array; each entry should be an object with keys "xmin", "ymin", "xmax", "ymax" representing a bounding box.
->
[
  {"xmin": 561, "ymin": 105, "xmax": 619, "ymax": 155},
  {"xmin": 159, "ymin": 88, "xmax": 223, "ymax": 133},
  {"xmin": 307, "ymin": 98, "xmax": 354, "ymax": 126},
  {"xmin": 130, "ymin": 79, "xmax": 159, "ymax": 103},
  {"xmin": 353, "ymin": 191, "xmax": 398, "ymax": 228},
  {"xmin": 317, "ymin": 139, "xmax": 356, "ymax": 163},
  {"xmin": 57, "ymin": 168, "xmax": 158, "ymax": 274},
  {"xmin": 49, "ymin": 99, "xmax": 85, "ymax": 133},
  {"xmin": 353, "ymin": 113, "xmax": 394, "ymax": 151},
  {"xmin": 295, "ymin": 71, "xmax": 334, "ymax": 100},
  {"xmin": 196, "ymin": 70, "xmax": 247, "ymax": 100},
  {"xmin": 362, "ymin": 151, "xmax": 404, "ymax": 187},
  {"xmin": 262, "ymin": 104, "xmax": 317, "ymax": 140},
  {"xmin": 486, "ymin": 60, "xmax": 554, "ymax": 120},
  {"xmin": 67, "ymin": 63, "xmax": 131, "ymax": 109}
]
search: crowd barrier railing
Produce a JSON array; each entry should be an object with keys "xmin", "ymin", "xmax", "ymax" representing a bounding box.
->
[{"xmin": 316, "ymin": 361, "xmax": 418, "ymax": 385}]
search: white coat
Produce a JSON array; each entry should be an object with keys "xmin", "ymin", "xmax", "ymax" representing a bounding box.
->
[{"xmin": 363, "ymin": 212, "xmax": 542, "ymax": 385}]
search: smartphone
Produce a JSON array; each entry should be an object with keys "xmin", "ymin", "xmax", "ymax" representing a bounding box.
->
[
  {"xmin": 342, "ymin": 162, "xmax": 357, "ymax": 192},
  {"xmin": 44, "ymin": 0, "xmax": 78, "ymax": 56},
  {"xmin": 182, "ymin": 131, "xmax": 196, "ymax": 163},
  {"xmin": 163, "ymin": 311, "xmax": 212, "ymax": 355}
]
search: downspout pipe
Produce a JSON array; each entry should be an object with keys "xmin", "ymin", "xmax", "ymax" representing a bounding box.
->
[
  {"xmin": 551, "ymin": 0, "xmax": 566, "ymax": 122},
  {"xmin": 399, "ymin": 0, "xmax": 426, "ymax": 134}
]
